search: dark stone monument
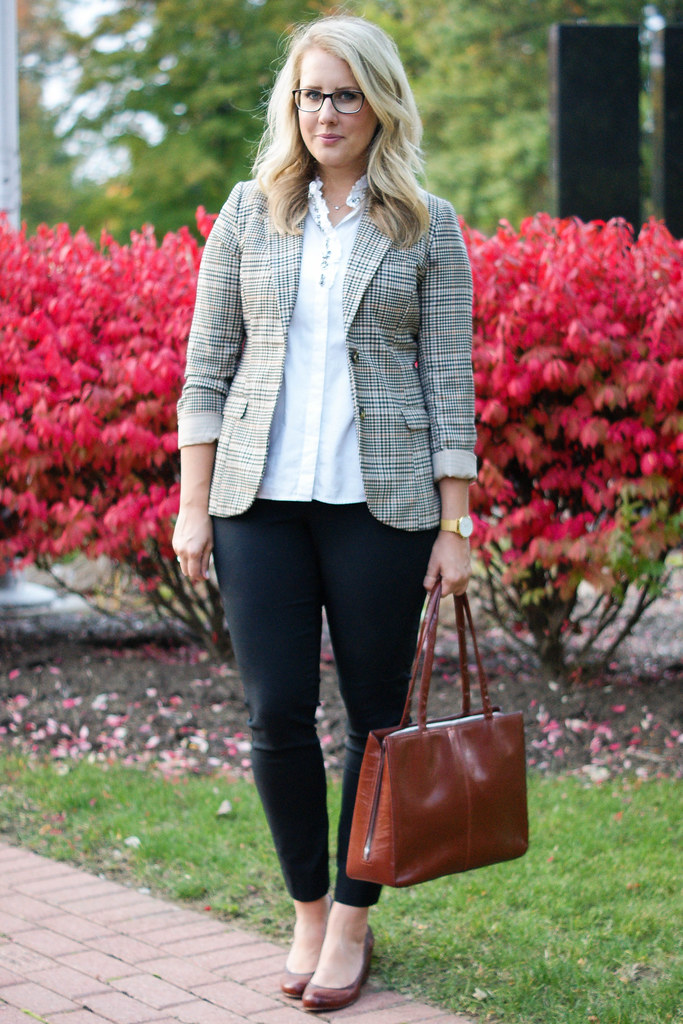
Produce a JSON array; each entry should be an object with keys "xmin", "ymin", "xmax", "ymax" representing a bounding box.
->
[
  {"xmin": 550, "ymin": 24, "xmax": 641, "ymax": 227},
  {"xmin": 651, "ymin": 25, "xmax": 683, "ymax": 237}
]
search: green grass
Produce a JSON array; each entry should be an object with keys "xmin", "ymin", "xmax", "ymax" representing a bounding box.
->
[{"xmin": 0, "ymin": 755, "xmax": 680, "ymax": 1024}]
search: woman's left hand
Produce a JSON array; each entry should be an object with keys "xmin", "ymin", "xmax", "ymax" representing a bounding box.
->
[{"xmin": 423, "ymin": 532, "xmax": 471, "ymax": 597}]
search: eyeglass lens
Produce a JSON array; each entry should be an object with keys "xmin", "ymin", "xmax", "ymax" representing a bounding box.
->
[{"xmin": 294, "ymin": 89, "xmax": 364, "ymax": 114}]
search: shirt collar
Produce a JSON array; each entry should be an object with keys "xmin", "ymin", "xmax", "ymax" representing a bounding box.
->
[{"xmin": 308, "ymin": 175, "xmax": 368, "ymax": 229}]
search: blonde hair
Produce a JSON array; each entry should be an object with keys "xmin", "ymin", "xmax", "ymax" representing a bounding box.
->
[{"xmin": 253, "ymin": 15, "xmax": 429, "ymax": 248}]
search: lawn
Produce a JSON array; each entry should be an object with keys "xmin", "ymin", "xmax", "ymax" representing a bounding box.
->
[{"xmin": 0, "ymin": 755, "xmax": 680, "ymax": 1024}]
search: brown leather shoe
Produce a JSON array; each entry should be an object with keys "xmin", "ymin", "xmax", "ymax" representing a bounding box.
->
[
  {"xmin": 280, "ymin": 968, "xmax": 315, "ymax": 999},
  {"xmin": 302, "ymin": 928, "xmax": 374, "ymax": 1013}
]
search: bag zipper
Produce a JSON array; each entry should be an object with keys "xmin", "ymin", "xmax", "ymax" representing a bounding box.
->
[{"xmin": 363, "ymin": 742, "xmax": 387, "ymax": 860}]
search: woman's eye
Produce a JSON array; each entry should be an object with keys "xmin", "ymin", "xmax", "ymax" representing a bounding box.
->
[
  {"xmin": 303, "ymin": 89, "xmax": 322, "ymax": 101},
  {"xmin": 338, "ymin": 91, "xmax": 358, "ymax": 102}
]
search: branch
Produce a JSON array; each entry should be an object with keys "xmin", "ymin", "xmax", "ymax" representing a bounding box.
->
[
  {"xmin": 572, "ymin": 588, "xmax": 607, "ymax": 626},
  {"xmin": 478, "ymin": 558, "xmax": 537, "ymax": 656},
  {"xmin": 599, "ymin": 585, "xmax": 665, "ymax": 665},
  {"xmin": 35, "ymin": 562, "xmax": 144, "ymax": 625}
]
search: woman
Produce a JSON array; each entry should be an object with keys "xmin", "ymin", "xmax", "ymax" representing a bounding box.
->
[{"xmin": 173, "ymin": 14, "xmax": 476, "ymax": 1013}]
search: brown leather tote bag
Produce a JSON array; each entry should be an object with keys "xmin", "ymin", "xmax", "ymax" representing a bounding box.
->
[{"xmin": 346, "ymin": 583, "xmax": 529, "ymax": 887}]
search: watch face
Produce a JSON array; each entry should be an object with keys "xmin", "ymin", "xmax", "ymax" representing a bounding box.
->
[{"xmin": 459, "ymin": 515, "xmax": 474, "ymax": 538}]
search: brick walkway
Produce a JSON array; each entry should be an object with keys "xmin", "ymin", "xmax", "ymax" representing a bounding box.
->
[{"xmin": 0, "ymin": 842, "xmax": 473, "ymax": 1024}]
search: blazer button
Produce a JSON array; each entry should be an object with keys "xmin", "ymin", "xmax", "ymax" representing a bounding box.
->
[
  {"xmin": 359, "ymin": 407, "xmax": 366, "ymax": 420},
  {"xmin": 350, "ymin": 349, "xmax": 359, "ymax": 363}
]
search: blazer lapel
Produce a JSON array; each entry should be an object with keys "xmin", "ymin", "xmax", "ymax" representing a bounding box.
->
[
  {"xmin": 343, "ymin": 212, "xmax": 392, "ymax": 333},
  {"xmin": 268, "ymin": 221, "xmax": 304, "ymax": 333}
]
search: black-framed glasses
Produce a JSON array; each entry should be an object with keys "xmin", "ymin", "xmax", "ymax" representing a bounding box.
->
[{"xmin": 292, "ymin": 89, "xmax": 365, "ymax": 114}]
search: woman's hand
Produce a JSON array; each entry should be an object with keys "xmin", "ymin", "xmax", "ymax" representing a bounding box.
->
[
  {"xmin": 172, "ymin": 442, "xmax": 217, "ymax": 585},
  {"xmin": 423, "ymin": 531, "xmax": 471, "ymax": 597},
  {"xmin": 428, "ymin": 476, "xmax": 473, "ymax": 595},
  {"xmin": 173, "ymin": 507, "xmax": 213, "ymax": 584}
]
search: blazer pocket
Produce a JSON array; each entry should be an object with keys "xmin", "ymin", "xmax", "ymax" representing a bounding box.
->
[
  {"xmin": 217, "ymin": 395, "xmax": 248, "ymax": 452},
  {"xmin": 401, "ymin": 406, "xmax": 434, "ymax": 482},
  {"xmin": 401, "ymin": 405, "xmax": 430, "ymax": 431}
]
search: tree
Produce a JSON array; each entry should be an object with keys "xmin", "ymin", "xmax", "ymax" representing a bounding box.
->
[
  {"xmin": 17, "ymin": 0, "xmax": 99, "ymax": 232},
  {"xmin": 61, "ymin": 0, "xmax": 331, "ymax": 239},
  {"xmin": 363, "ymin": 0, "xmax": 647, "ymax": 231},
  {"xmin": 20, "ymin": 0, "xmax": 679, "ymax": 235}
]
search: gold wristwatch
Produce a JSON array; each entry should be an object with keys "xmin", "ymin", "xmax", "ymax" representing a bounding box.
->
[{"xmin": 439, "ymin": 515, "xmax": 473, "ymax": 538}]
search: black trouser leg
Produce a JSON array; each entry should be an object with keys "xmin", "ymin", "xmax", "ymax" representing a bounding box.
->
[
  {"xmin": 212, "ymin": 500, "xmax": 437, "ymax": 907},
  {"xmin": 212, "ymin": 502, "xmax": 329, "ymax": 902},
  {"xmin": 307, "ymin": 502, "xmax": 436, "ymax": 906}
]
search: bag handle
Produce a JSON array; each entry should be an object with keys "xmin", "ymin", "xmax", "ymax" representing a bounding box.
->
[
  {"xmin": 454, "ymin": 589, "xmax": 494, "ymax": 721},
  {"xmin": 398, "ymin": 580, "xmax": 441, "ymax": 728},
  {"xmin": 399, "ymin": 581, "xmax": 493, "ymax": 730}
]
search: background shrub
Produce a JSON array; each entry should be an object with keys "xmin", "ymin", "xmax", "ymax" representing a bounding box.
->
[
  {"xmin": 467, "ymin": 215, "xmax": 682, "ymax": 677},
  {"xmin": 1, "ymin": 212, "xmax": 681, "ymax": 672},
  {"xmin": 0, "ymin": 209, "xmax": 228, "ymax": 652}
]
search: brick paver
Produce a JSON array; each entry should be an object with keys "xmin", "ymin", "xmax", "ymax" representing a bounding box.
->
[
  {"xmin": 0, "ymin": 841, "xmax": 475, "ymax": 1023},
  {"xmin": 13, "ymin": 927, "xmax": 86, "ymax": 958}
]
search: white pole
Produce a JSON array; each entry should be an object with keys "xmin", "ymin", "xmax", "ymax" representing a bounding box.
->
[
  {"xmin": 0, "ymin": 0, "xmax": 22, "ymax": 607},
  {"xmin": 0, "ymin": 0, "xmax": 21, "ymax": 228}
]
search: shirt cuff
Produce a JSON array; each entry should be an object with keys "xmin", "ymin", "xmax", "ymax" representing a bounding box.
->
[
  {"xmin": 177, "ymin": 412, "xmax": 223, "ymax": 448},
  {"xmin": 433, "ymin": 449, "xmax": 478, "ymax": 482}
]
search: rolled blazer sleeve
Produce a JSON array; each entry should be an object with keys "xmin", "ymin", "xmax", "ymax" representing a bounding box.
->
[
  {"xmin": 418, "ymin": 196, "xmax": 477, "ymax": 481},
  {"xmin": 177, "ymin": 183, "xmax": 247, "ymax": 448}
]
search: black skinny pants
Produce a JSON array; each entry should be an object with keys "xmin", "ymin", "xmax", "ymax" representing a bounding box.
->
[{"xmin": 212, "ymin": 500, "xmax": 437, "ymax": 907}]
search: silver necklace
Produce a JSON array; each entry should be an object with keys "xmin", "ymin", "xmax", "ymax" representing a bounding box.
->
[{"xmin": 323, "ymin": 188, "xmax": 344, "ymax": 211}]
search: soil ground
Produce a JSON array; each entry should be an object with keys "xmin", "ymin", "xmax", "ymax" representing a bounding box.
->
[{"xmin": 1, "ymin": 568, "xmax": 681, "ymax": 782}]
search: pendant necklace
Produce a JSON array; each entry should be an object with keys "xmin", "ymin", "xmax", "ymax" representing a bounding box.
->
[{"xmin": 323, "ymin": 187, "xmax": 344, "ymax": 211}]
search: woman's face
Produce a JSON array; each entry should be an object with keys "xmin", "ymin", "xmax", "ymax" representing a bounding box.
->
[{"xmin": 296, "ymin": 47, "xmax": 379, "ymax": 183}]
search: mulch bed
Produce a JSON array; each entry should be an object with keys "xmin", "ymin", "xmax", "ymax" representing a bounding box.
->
[{"xmin": 1, "ymin": 576, "xmax": 681, "ymax": 782}]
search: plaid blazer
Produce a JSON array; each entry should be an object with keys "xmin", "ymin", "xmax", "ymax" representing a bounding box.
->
[{"xmin": 178, "ymin": 180, "xmax": 476, "ymax": 531}]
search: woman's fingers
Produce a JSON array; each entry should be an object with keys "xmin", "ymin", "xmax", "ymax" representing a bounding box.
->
[
  {"xmin": 423, "ymin": 533, "xmax": 472, "ymax": 596},
  {"xmin": 173, "ymin": 509, "xmax": 213, "ymax": 584},
  {"xmin": 185, "ymin": 547, "xmax": 211, "ymax": 583}
]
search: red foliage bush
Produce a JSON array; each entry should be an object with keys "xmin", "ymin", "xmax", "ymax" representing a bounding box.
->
[
  {"xmin": 0, "ymin": 219, "xmax": 196, "ymax": 565},
  {"xmin": 0, "ymin": 210, "xmax": 226, "ymax": 648},
  {"xmin": 1, "ymin": 210, "xmax": 681, "ymax": 671},
  {"xmin": 465, "ymin": 215, "xmax": 683, "ymax": 674}
]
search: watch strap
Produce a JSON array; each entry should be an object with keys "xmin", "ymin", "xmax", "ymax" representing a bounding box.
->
[{"xmin": 440, "ymin": 516, "xmax": 472, "ymax": 536}]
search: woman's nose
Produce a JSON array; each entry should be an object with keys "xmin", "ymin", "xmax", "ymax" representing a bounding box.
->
[{"xmin": 318, "ymin": 96, "xmax": 338, "ymax": 121}]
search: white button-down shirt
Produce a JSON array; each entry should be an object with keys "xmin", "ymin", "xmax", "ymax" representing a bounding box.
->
[{"xmin": 257, "ymin": 177, "xmax": 367, "ymax": 504}]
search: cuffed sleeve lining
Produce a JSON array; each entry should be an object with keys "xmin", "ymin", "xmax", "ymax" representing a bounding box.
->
[
  {"xmin": 433, "ymin": 449, "xmax": 478, "ymax": 482},
  {"xmin": 177, "ymin": 412, "xmax": 223, "ymax": 448}
]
